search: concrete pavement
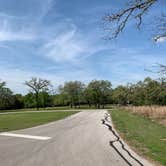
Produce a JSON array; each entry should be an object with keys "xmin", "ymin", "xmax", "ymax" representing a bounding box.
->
[{"xmin": 0, "ymin": 110, "xmax": 153, "ymax": 166}]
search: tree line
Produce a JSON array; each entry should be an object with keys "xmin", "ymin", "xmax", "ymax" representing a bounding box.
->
[{"xmin": 0, "ymin": 77, "xmax": 165, "ymax": 110}]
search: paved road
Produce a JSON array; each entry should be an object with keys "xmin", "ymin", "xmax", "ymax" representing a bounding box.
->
[{"xmin": 0, "ymin": 110, "xmax": 153, "ymax": 166}]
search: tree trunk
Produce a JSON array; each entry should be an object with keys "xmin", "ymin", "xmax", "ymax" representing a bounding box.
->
[
  {"xmin": 35, "ymin": 92, "xmax": 39, "ymax": 110},
  {"xmin": 88, "ymin": 102, "xmax": 91, "ymax": 108}
]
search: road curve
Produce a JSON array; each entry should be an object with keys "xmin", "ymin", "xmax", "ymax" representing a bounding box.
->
[{"xmin": 0, "ymin": 110, "xmax": 153, "ymax": 166}]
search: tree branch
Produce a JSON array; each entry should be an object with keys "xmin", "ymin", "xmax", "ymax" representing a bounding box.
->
[{"xmin": 103, "ymin": 0, "xmax": 158, "ymax": 39}]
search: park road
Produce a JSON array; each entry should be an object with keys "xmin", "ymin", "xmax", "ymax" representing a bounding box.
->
[{"xmin": 0, "ymin": 110, "xmax": 153, "ymax": 166}]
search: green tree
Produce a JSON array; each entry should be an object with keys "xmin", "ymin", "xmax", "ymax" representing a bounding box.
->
[
  {"xmin": 39, "ymin": 91, "xmax": 53, "ymax": 108},
  {"xmin": 13, "ymin": 94, "xmax": 24, "ymax": 109},
  {"xmin": 53, "ymin": 93, "xmax": 69, "ymax": 106},
  {"xmin": 24, "ymin": 93, "xmax": 36, "ymax": 108},
  {"xmin": 60, "ymin": 81, "xmax": 85, "ymax": 108},
  {"xmin": 112, "ymin": 85, "xmax": 129, "ymax": 105},
  {"xmin": 86, "ymin": 80, "xmax": 112, "ymax": 108},
  {"xmin": 0, "ymin": 80, "xmax": 14, "ymax": 110}
]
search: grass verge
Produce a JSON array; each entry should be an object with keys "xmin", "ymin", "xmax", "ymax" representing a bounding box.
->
[
  {"xmin": 110, "ymin": 109, "xmax": 166, "ymax": 166},
  {"xmin": 0, "ymin": 111, "xmax": 78, "ymax": 132}
]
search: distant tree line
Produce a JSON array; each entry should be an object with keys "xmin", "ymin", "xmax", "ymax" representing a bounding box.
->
[{"xmin": 0, "ymin": 77, "xmax": 165, "ymax": 110}]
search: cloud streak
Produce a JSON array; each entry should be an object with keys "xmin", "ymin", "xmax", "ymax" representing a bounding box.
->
[{"xmin": 41, "ymin": 26, "xmax": 86, "ymax": 62}]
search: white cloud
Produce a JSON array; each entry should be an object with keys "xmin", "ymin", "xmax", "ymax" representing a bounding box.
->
[
  {"xmin": 0, "ymin": 0, "xmax": 54, "ymax": 42},
  {"xmin": 0, "ymin": 29, "xmax": 35, "ymax": 41},
  {"xmin": 41, "ymin": 26, "xmax": 87, "ymax": 63},
  {"xmin": 0, "ymin": 17, "xmax": 36, "ymax": 41},
  {"xmin": 40, "ymin": 23, "xmax": 111, "ymax": 63},
  {"xmin": 154, "ymin": 36, "xmax": 166, "ymax": 43}
]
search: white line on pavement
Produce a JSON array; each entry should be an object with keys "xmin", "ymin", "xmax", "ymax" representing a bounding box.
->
[{"xmin": 0, "ymin": 132, "xmax": 51, "ymax": 140}]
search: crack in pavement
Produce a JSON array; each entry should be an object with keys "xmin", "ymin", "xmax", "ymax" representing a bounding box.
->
[{"xmin": 102, "ymin": 112, "xmax": 144, "ymax": 166}]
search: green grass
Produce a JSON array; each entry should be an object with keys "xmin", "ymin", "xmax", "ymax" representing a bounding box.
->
[
  {"xmin": 0, "ymin": 111, "xmax": 78, "ymax": 132},
  {"xmin": 0, "ymin": 106, "xmax": 71, "ymax": 113},
  {"xmin": 0, "ymin": 105, "xmax": 115, "ymax": 113},
  {"xmin": 110, "ymin": 109, "xmax": 166, "ymax": 166}
]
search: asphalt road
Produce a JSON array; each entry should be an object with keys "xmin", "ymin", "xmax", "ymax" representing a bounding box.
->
[{"xmin": 0, "ymin": 110, "xmax": 153, "ymax": 166}]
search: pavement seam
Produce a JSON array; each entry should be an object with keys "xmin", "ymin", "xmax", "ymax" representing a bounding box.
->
[{"xmin": 102, "ymin": 112, "xmax": 144, "ymax": 166}]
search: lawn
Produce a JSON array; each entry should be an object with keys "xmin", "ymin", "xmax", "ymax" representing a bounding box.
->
[
  {"xmin": 0, "ymin": 111, "xmax": 78, "ymax": 132},
  {"xmin": 0, "ymin": 105, "xmax": 115, "ymax": 113},
  {"xmin": 110, "ymin": 109, "xmax": 166, "ymax": 166}
]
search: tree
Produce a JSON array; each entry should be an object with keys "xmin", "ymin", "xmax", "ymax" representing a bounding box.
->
[
  {"xmin": 59, "ymin": 81, "xmax": 85, "ymax": 108},
  {"xmin": 158, "ymin": 64, "xmax": 166, "ymax": 76},
  {"xmin": 13, "ymin": 94, "xmax": 24, "ymax": 109},
  {"xmin": 25, "ymin": 78, "xmax": 51, "ymax": 110},
  {"xmin": 24, "ymin": 92, "xmax": 36, "ymax": 108},
  {"xmin": 86, "ymin": 80, "xmax": 112, "ymax": 108},
  {"xmin": 103, "ymin": 0, "xmax": 166, "ymax": 89},
  {"xmin": 84, "ymin": 87, "xmax": 93, "ymax": 108},
  {"xmin": 53, "ymin": 94, "xmax": 67, "ymax": 106},
  {"xmin": 0, "ymin": 81, "xmax": 5, "ymax": 89},
  {"xmin": 103, "ymin": 0, "xmax": 165, "ymax": 41},
  {"xmin": 0, "ymin": 80, "xmax": 14, "ymax": 110},
  {"xmin": 39, "ymin": 91, "xmax": 53, "ymax": 108},
  {"xmin": 112, "ymin": 85, "xmax": 129, "ymax": 105}
]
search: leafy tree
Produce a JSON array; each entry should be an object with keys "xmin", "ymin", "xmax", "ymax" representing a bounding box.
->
[
  {"xmin": 132, "ymin": 81, "xmax": 146, "ymax": 105},
  {"xmin": 39, "ymin": 91, "xmax": 53, "ymax": 108},
  {"xmin": 53, "ymin": 93, "xmax": 69, "ymax": 106},
  {"xmin": 86, "ymin": 80, "xmax": 112, "ymax": 108},
  {"xmin": 112, "ymin": 86, "xmax": 129, "ymax": 105},
  {"xmin": 23, "ymin": 93, "xmax": 36, "ymax": 108},
  {"xmin": 0, "ymin": 80, "xmax": 14, "ymax": 110},
  {"xmin": 24, "ymin": 92, "xmax": 53, "ymax": 108},
  {"xmin": 25, "ymin": 78, "xmax": 51, "ymax": 110},
  {"xmin": 84, "ymin": 87, "xmax": 93, "ymax": 108},
  {"xmin": 60, "ymin": 81, "xmax": 85, "ymax": 108},
  {"xmin": 13, "ymin": 94, "xmax": 24, "ymax": 109}
]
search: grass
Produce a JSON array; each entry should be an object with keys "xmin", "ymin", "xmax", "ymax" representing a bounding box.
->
[
  {"xmin": 0, "ymin": 104, "xmax": 115, "ymax": 113},
  {"xmin": 110, "ymin": 109, "xmax": 166, "ymax": 166},
  {"xmin": 0, "ymin": 111, "xmax": 78, "ymax": 132},
  {"xmin": 123, "ymin": 106, "xmax": 166, "ymax": 126},
  {"xmin": 0, "ymin": 106, "xmax": 71, "ymax": 113}
]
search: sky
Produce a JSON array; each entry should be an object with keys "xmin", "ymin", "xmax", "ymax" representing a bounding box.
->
[{"xmin": 0, "ymin": 0, "xmax": 165, "ymax": 94}]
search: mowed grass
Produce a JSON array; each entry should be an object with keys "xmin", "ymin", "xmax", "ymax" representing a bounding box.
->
[
  {"xmin": 0, "ymin": 111, "xmax": 78, "ymax": 132},
  {"xmin": 0, "ymin": 104, "xmax": 115, "ymax": 113},
  {"xmin": 110, "ymin": 109, "xmax": 166, "ymax": 166}
]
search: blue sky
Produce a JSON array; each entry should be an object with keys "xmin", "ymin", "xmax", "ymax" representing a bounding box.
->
[{"xmin": 0, "ymin": 0, "xmax": 165, "ymax": 94}]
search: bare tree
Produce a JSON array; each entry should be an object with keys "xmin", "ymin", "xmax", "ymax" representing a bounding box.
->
[
  {"xmin": 154, "ymin": 14, "xmax": 166, "ymax": 42},
  {"xmin": 103, "ymin": 0, "xmax": 166, "ymax": 41},
  {"xmin": 103, "ymin": 0, "xmax": 166, "ymax": 76},
  {"xmin": 158, "ymin": 64, "xmax": 166, "ymax": 75},
  {"xmin": 25, "ymin": 78, "xmax": 51, "ymax": 110}
]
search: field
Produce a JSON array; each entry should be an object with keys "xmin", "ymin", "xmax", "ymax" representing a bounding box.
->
[
  {"xmin": 110, "ymin": 108, "xmax": 166, "ymax": 166},
  {"xmin": 0, "ymin": 111, "xmax": 78, "ymax": 132},
  {"xmin": 123, "ymin": 106, "xmax": 166, "ymax": 126}
]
